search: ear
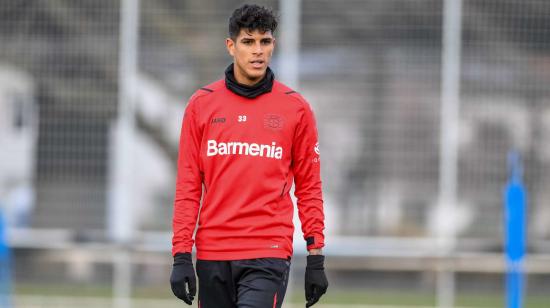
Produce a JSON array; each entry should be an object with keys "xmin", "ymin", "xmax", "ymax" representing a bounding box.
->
[
  {"xmin": 226, "ymin": 38, "xmax": 235, "ymax": 57},
  {"xmin": 271, "ymin": 38, "xmax": 276, "ymax": 54}
]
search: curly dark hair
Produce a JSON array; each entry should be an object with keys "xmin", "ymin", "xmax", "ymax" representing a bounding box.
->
[{"xmin": 228, "ymin": 4, "xmax": 278, "ymax": 40}]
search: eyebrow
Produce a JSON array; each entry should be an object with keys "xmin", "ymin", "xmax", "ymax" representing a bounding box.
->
[{"xmin": 240, "ymin": 37, "xmax": 272, "ymax": 42}]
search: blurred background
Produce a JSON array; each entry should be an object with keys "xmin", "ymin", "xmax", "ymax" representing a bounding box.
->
[{"xmin": 1, "ymin": 0, "xmax": 550, "ymax": 307}]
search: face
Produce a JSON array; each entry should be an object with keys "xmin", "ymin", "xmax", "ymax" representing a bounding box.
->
[{"xmin": 226, "ymin": 28, "xmax": 275, "ymax": 86}]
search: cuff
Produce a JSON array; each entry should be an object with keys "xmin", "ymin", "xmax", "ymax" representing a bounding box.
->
[
  {"xmin": 173, "ymin": 252, "xmax": 193, "ymax": 264},
  {"xmin": 305, "ymin": 234, "xmax": 325, "ymax": 250},
  {"xmin": 172, "ymin": 244, "xmax": 193, "ymax": 257},
  {"xmin": 306, "ymin": 255, "xmax": 325, "ymax": 269}
]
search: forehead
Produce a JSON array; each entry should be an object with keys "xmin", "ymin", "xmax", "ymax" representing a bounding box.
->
[{"xmin": 236, "ymin": 28, "xmax": 274, "ymax": 40}]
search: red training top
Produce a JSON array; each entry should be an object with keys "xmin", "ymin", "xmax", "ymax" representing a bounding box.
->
[{"xmin": 172, "ymin": 79, "xmax": 325, "ymax": 260}]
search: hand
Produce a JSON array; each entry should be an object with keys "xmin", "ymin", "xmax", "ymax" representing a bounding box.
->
[
  {"xmin": 170, "ymin": 253, "xmax": 197, "ymax": 305},
  {"xmin": 305, "ymin": 255, "xmax": 328, "ymax": 307}
]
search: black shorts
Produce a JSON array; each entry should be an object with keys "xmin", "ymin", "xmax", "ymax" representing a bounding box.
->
[{"xmin": 196, "ymin": 258, "xmax": 291, "ymax": 308}]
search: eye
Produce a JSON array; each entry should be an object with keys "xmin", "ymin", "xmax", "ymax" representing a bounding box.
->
[
  {"xmin": 242, "ymin": 40, "xmax": 253, "ymax": 45},
  {"xmin": 261, "ymin": 39, "xmax": 272, "ymax": 45}
]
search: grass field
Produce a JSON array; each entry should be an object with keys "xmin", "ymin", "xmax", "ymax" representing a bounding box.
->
[{"xmin": 13, "ymin": 284, "xmax": 550, "ymax": 307}]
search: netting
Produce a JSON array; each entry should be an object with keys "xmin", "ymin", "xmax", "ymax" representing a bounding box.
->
[{"xmin": 1, "ymin": 0, "xmax": 550, "ymax": 306}]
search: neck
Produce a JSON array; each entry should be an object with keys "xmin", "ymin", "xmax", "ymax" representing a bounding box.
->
[{"xmin": 224, "ymin": 64, "xmax": 274, "ymax": 99}]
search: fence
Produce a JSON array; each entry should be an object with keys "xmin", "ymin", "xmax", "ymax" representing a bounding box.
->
[{"xmin": 1, "ymin": 0, "xmax": 550, "ymax": 307}]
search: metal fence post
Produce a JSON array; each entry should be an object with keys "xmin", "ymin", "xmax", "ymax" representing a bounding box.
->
[{"xmin": 437, "ymin": 0, "xmax": 463, "ymax": 307}]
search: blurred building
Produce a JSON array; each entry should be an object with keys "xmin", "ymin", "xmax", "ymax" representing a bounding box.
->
[
  {"xmin": 0, "ymin": 0, "xmax": 548, "ymax": 239},
  {"xmin": 0, "ymin": 64, "xmax": 37, "ymax": 228}
]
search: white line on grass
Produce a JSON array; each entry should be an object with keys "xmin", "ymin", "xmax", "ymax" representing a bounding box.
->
[{"xmin": 15, "ymin": 295, "xmax": 479, "ymax": 308}]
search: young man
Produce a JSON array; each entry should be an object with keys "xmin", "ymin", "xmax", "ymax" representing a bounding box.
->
[{"xmin": 170, "ymin": 4, "xmax": 328, "ymax": 308}]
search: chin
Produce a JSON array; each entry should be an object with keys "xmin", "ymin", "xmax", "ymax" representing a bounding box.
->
[{"xmin": 247, "ymin": 69, "xmax": 266, "ymax": 80}]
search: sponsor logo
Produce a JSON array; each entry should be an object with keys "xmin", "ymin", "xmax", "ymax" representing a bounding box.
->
[
  {"xmin": 313, "ymin": 142, "xmax": 320, "ymax": 163},
  {"xmin": 211, "ymin": 117, "xmax": 226, "ymax": 124},
  {"xmin": 264, "ymin": 114, "xmax": 284, "ymax": 130},
  {"xmin": 207, "ymin": 140, "xmax": 283, "ymax": 159}
]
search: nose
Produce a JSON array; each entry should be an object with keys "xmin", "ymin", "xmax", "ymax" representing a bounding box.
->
[{"xmin": 253, "ymin": 42, "xmax": 263, "ymax": 54}]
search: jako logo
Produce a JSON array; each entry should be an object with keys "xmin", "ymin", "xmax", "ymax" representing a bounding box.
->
[{"xmin": 207, "ymin": 140, "xmax": 283, "ymax": 159}]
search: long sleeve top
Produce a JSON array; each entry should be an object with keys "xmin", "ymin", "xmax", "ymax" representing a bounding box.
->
[{"xmin": 172, "ymin": 78, "xmax": 325, "ymax": 260}]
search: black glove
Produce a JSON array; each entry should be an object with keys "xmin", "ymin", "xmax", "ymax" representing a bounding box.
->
[
  {"xmin": 305, "ymin": 255, "xmax": 329, "ymax": 307},
  {"xmin": 170, "ymin": 253, "xmax": 197, "ymax": 305}
]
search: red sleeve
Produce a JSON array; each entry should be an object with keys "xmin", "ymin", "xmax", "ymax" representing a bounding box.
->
[
  {"xmin": 172, "ymin": 96, "xmax": 203, "ymax": 256},
  {"xmin": 292, "ymin": 97, "xmax": 325, "ymax": 250}
]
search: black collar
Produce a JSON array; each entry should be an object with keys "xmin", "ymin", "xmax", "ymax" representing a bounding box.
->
[{"xmin": 225, "ymin": 64, "xmax": 274, "ymax": 99}]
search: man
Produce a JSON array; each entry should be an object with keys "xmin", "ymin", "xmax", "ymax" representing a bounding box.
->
[{"xmin": 170, "ymin": 4, "xmax": 328, "ymax": 308}]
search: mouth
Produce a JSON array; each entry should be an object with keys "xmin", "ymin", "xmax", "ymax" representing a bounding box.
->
[{"xmin": 250, "ymin": 59, "xmax": 265, "ymax": 69}]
